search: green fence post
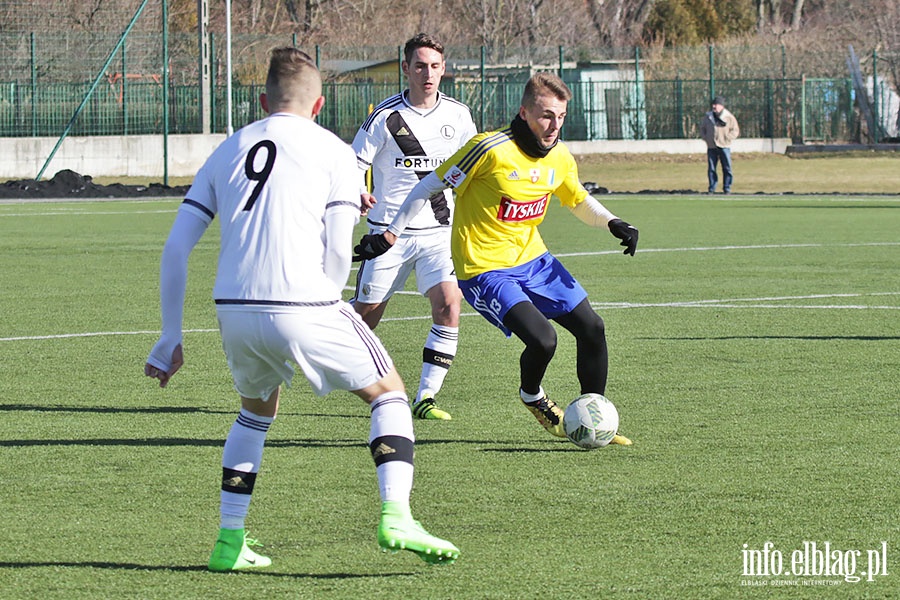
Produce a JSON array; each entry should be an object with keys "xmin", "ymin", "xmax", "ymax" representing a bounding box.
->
[
  {"xmin": 162, "ymin": 0, "xmax": 169, "ymax": 185},
  {"xmin": 480, "ymin": 45, "xmax": 486, "ymax": 132},
  {"xmin": 800, "ymin": 74, "xmax": 806, "ymax": 143},
  {"xmin": 559, "ymin": 46, "xmax": 564, "ymax": 140},
  {"xmin": 676, "ymin": 76, "xmax": 683, "ymax": 138},
  {"xmin": 781, "ymin": 44, "xmax": 788, "ymax": 138},
  {"xmin": 766, "ymin": 78, "xmax": 773, "ymax": 138},
  {"xmin": 122, "ymin": 42, "xmax": 128, "ymax": 135},
  {"xmin": 210, "ymin": 33, "xmax": 217, "ymax": 132},
  {"xmin": 872, "ymin": 49, "xmax": 879, "ymax": 144},
  {"xmin": 634, "ymin": 46, "xmax": 641, "ymax": 139},
  {"xmin": 30, "ymin": 32, "xmax": 37, "ymax": 136},
  {"xmin": 708, "ymin": 44, "xmax": 715, "ymax": 101}
]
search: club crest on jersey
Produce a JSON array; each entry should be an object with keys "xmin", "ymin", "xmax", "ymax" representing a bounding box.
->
[
  {"xmin": 497, "ymin": 195, "xmax": 548, "ymax": 222},
  {"xmin": 529, "ymin": 168, "xmax": 540, "ymax": 183},
  {"xmin": 443, "ymin": 165, "xmax": 466, "ymax": 188},
  {"xmin": 395, "ymin": 156, "xmax": 445, "ymax": 170},
  {"xmin": 440, "ymin": 125, "xmax": 455, "ymax": 140}
]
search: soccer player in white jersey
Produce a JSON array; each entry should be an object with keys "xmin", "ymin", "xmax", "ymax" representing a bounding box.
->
[
  {"xmin": 144, "ymin": 47, "xmax": 459, "ymax": 571},
  {"xmin": 351, "ymin": 33, "xmax": 477, "ymax": 421}
]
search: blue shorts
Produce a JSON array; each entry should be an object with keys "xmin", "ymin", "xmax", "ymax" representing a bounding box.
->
[{"xmin": 458, "ymin": 252, "xmax": 588, "ymax": 336}]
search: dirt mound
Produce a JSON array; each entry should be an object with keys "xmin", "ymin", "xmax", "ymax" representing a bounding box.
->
[{"xmin": 0, "ymin": 170, "xmax": 189, "ymax": 199}]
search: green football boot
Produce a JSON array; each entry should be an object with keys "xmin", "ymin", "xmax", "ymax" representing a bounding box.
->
[
  {"xmin": 377, "ymin": 501, "xmax": 459, "ymax": 564},
  {"xmin": 208, "ymin": 528, "xmax": 272, "ymax": 572}
]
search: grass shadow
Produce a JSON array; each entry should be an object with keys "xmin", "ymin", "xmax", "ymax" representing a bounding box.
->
[{"xmin": 0, "ymin": 560, "xmax": 415, "ymax": 579}]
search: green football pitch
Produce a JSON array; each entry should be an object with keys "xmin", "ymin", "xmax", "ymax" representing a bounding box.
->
[{"xmin": 0, "ymin": 192, "xmax": 897, "ymax": 598}]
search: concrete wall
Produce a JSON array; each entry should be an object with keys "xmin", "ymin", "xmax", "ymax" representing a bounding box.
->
[
  {"xmin": 1, "ymin": 134, "xmax": 790, "ymax": 180},
  {"xmin": 1, "ymin": 134, "xmax": 226, "ymax": 180}
]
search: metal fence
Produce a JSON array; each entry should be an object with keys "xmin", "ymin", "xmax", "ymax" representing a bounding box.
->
[
  {"xmin": 1, "ymin": 74, "xmax": 877, "ymax": 144},
  {"xmin": 0, "ymin": 31, "xmax": 896, "ymax": 144}
]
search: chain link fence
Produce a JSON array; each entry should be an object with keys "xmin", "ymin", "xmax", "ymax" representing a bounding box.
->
[{"xmin": 0, "ymin": 1, "xmax": 896, "ymax": 144}]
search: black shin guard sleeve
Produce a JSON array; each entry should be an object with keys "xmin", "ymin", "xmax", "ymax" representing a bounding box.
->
[
  {"xmin": 369, "ymin": 435, "xmax": 415, "ymax": 467},
  {"xmin": 221, "ymin": 468, "xmax": 258, "ymax": 495}
]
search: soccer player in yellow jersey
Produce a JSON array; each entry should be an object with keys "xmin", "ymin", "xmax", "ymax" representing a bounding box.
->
[{"xmin": 355, "ymin": 72, "xmax": 638, "ymax": 444}]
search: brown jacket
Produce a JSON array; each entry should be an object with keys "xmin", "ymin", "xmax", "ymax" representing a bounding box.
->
[{"xmin": 700, "ymin": 108, "xmax": 740, "ymax": 149}]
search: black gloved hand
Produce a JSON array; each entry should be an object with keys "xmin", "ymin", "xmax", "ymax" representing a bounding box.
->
[
  {"xmin": 353, "ymin": 233, "xmax": 393, "ymax": 262},
  {"xmin": 608, "ymin": 218, "xmax": 639, "ymax": 256}
]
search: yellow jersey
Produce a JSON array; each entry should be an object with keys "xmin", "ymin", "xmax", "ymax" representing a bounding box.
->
[{"xmin": 435, "ymin": 128, "xmax": 589, "ymax": 280}]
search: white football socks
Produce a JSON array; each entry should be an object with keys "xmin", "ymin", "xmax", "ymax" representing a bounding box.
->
[
  {"xmin": 369, "ymin": 392, "xmax": 414, "ymax": 506},
  {"xmin": 219, "ymin": 408, "xmax": 274, "ymax": 530},
  {"xmin": 519, "ymin": 386, "xmax": 547, "ymax": 404},
  {"xmin": 416, "ymin": 324, "xmax": 458, "ymax": 403}
]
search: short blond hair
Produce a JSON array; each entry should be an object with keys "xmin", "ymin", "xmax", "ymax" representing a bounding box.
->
[
  {"xmin": 521, "ymin": 72, "xmax": 572, "ymax": 108},
  {"xmin": 264, "ymin": 47, "xmax": 322, "ymax": 112}
]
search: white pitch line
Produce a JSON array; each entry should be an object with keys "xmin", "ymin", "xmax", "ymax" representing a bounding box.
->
[
  {"xmin": 593, "ymin": 302, "xmax": 900, "ymax": 310},
  {"xmin": 2, "ymin": 293, "xmax": 897, "ymax": 343},
  {"xmin": 0, "ymin": 328, "xmax": 218, "ymax": 342},
  {"xmin": 556, "ymin": 241, "xmax": 900, "ymax": 258},
  {"xmin": 591, "ymin": 292, "xmax": 900, "ymax": 310},
  {"xmin": 0, "ymin": 209, "xmax": 175, "ymax": 218}
]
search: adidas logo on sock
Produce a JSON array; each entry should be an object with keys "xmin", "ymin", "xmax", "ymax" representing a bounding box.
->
[{"xmin": 371, "ymin": 443, "xmax": 397, "ymax": 459}]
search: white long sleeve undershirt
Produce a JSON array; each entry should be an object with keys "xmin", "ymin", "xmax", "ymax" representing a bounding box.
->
[
  {"xmin": 322, "ymin": 209, "xmax": 356, "ymax": 290},
  {"xmin": 146, "ymin": 208, "xmax": 208, "ymax": 371},
  {"xmin": 567, "ymin": 195, "xmax": 618, "ymax": 229}
]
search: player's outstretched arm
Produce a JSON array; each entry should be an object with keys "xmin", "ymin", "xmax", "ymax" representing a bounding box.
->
[
  {"xmin": 568, "ymin": 196, "xmax": 639, "ymax": 256},
  {"xmin": 352, "ymin": 172, "xmax": 448, "ymax": 261},
  {"xmin": 145, "ymin": 208, "xmax": 208, "ymax": 387}
]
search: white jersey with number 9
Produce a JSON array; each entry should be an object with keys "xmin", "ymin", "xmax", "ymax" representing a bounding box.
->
[{"xmin": 182, "ymin": 112, "xmax": 361, "ymax": 306}]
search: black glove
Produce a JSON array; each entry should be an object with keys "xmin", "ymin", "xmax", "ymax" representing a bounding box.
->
[
  {"xmin": 608, "ymin": 219, "xmax": 639, "ymax": 256},
  {"xmin": 353, "ymin": 233, "xmax": 393, "ymax": 261}
]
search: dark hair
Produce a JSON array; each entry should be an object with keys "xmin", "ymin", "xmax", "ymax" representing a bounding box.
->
[
  {"xmin": 403, "ymin": 33, "xmax": 445, "ymax": 64},
  {"xmin": 522, "ymin": 72, "xmax": 572, "ymax": 107},
  {"xmin": 712, "ymin": 96, "xmax": 726, "ymax": 106}
]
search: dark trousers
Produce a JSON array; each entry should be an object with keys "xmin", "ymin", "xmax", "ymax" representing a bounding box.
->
[{"xmin": 707, "ymin": 147, "xmax": 733, "ymax": 192}]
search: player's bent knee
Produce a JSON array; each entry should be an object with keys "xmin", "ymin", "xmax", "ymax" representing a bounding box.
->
[
  {"xmin": 530, "ymin": 329, "xmax": 558, "ymax": 359},
  {"xmin": 353, "ymin": 367, "xmax": 406, "ymax": 404}
]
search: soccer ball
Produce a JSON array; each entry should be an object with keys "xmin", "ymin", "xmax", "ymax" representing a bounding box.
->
[{"xmin": 563, "ymin": 393, "xmax": 619, "ymax": 449}]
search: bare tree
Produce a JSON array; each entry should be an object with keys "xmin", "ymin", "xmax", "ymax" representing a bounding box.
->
[
  {"xmin": 584, "ymin": 0, "xmax": 656, "ymax": 46},
  {"xmin": 790, "ymin": 0, "xmax": 804, "ymax": 30}
]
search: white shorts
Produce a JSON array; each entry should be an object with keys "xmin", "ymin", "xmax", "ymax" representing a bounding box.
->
[
  {"xmin": 353, "ymin": 228, "xmax": 454, "ymax": 304},
  {"xmin": 216, "ymin": 302, "xmax": 393, "ymax": 400}
]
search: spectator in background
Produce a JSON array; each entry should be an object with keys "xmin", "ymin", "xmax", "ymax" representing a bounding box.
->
[{"xmin": 700, "ymin": 96, "xmax": 740, "ymax": 194}]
